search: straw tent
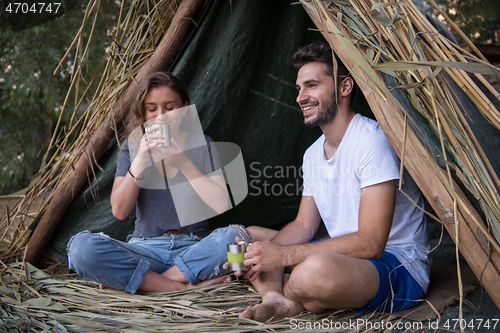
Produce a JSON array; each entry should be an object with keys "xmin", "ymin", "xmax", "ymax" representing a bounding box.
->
[{"xmin": 1, "ymin": 0, "xmax": 500, "ymax": 331}]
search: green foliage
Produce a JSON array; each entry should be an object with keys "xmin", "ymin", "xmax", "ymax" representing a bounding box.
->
[
  {"xmin": 437, "ymin": 0, "xmax": 500, "ymax": 45},
  {"xmin": 0, "ymin": 1, "xmax": 119, "ymax": 194}
]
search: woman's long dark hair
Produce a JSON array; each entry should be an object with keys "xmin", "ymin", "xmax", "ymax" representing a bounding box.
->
[{"xmin": 121, "ymin": 72, "xmax": 190, "ymax": 143}]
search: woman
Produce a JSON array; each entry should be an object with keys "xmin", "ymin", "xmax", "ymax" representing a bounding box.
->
[{"xmin": 67, "ymin": 72, "xmax": 259, "ymax": 294}]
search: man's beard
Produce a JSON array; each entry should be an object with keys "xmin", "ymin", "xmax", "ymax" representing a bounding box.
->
[{"xmin": 304, "ymin": 92, "xmax": 339, "ymax": 127}]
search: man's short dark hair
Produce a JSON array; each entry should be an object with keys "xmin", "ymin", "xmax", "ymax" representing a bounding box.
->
[
  {"xmin": 292, "ymin": 41, "xmax": 355, "ymax": 100},
  {"xmin": 292, "ymin": 41, "xmax": 351, "ymax": 81}
]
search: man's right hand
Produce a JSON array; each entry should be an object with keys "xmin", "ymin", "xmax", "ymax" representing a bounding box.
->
[
  {"xmin": 223, "ymin": 236, "xmax": 263, "ymax": 281},
  {"xmin": 244, "ymin": 240, "xmax": 290, "ymax": 274},
  {"xmin": 224, "ymin": 236, "xmax": 290, "ymax": 281}
]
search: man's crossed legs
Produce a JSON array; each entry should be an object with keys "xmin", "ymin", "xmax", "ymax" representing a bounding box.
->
[
  {"xmin": 239, "ymin": 251, "xmax": 379, "ymax": 322},
  {"xmin": 233, "ymin": 231, "xmax": 424, "ymax": 323}
]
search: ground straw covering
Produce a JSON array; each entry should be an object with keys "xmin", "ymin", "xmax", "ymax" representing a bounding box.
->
[
  {"xmin": 1, "ymin": 0, "xmax": 500, "ymax": 330},
  {"xmin": 0, "ymin": 261, "xmax": 413, "ymax": 332}
]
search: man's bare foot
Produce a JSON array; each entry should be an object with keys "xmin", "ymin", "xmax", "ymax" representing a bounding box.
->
[{"xmin": 239, "ymin": 291, "xmax": 304, "ymax": 323}]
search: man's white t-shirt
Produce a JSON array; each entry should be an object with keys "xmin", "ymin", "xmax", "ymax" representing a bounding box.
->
[{"xmin": 302, "ymin": 114, "xmax": 431, "ymax": 292}]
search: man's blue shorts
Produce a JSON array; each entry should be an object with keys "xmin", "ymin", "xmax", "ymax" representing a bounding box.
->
[{"xmin": 356, "ymin": 251, "xmax": 424, "ymax": 314}]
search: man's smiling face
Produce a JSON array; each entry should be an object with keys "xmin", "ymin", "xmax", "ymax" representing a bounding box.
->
[{"xmin": 295, "ymin": 62, "xmax": 339, "ymax": 127}]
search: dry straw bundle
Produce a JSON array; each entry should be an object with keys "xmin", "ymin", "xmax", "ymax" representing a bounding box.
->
[
  {"xmin": 0, "ymin": 0, "xmax": 180, "ymax": 260},
  {"xmin": 300, "ymin": 0, "xmax": 500, "ymax": 311},
  {"xmin": 0, "ymin": 261, "xmax": 413, "ymax": 332}
]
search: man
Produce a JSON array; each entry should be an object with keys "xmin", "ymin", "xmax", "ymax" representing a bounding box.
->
[{"xmin": 229, "ymin": 41, "xmax": 431, "ymax": 322}]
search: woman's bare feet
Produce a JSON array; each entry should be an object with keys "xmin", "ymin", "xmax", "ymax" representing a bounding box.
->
[
  {"xmin": 193, "ymin": 275, "xmax": 228, "ymax": 287},
  {"xmin": 98, "ymin": 275, "xmax": 226, "ymax": 292}
]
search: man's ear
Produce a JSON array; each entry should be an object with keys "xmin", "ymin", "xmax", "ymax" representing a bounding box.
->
[{"xmin": 340, "ymin": 77, "xmax": 355, "ymax": 97}]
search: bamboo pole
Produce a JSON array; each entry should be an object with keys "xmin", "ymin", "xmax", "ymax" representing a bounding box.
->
[
  {"xmin": 303, "ymin": 1, "xmax": 500, "ymax": 310},
  {"xmin": 25, "ymin": 0, "xmax": 205, "ymax": 265}
]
